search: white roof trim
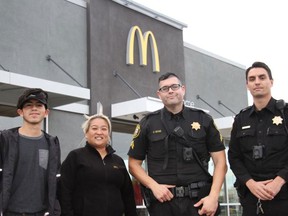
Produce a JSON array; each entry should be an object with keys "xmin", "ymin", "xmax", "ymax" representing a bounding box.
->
[
  {"xmin": 54, "ymin": 103, "xmax": 89, "ymax": 114},
  {"xmin": 112, "ymin": 97, "xmax": 163, "ymax": 122},
  {"xmin": 0, "ymin": 70, "xmax": 90, "ymax": 116},
  {"xmin": 0, "ymin": 69, "xmax": 90, "ymax": 100},
  {"xmin": 112, "ymin": 0, "xmax": 187, "ymax": 30},
  {"xmin": 66, "ymin": 0, "xmax": 87, "ymax": 8},
  {"xmin": 214, "ymin": 116, "xmax": 235, "ymax": 138}
]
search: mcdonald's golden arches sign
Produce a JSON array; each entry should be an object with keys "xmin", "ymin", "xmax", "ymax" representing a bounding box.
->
[{"xmin": 126, "ymin": 25, "xmax": 160, "ymax": 73}]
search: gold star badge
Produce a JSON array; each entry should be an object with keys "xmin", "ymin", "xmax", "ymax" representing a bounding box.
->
[
  {"xmin": 272, "ymin": 116, "xmax": 283, "ymax": 125},
  {"xmin": 191, "ymin": 122, "xmax": 201, "ymax": 131}
]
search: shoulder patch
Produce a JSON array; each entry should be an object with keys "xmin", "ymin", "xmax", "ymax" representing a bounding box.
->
[
  {"xmin": 130, "ymin": 140, "xmax": 135, "ymax": 149},
  {"xmin": 132, "ymin": 124, "xmax": 141, "ymax": 139}
]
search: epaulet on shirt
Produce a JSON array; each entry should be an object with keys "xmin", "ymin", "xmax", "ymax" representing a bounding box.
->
[
  {"xmin": 237, "ymin": 106, "xmax": 252, "ymax": 116},
  {"xmin": 187, "ymin": 106, "xmax": 206, "ymax": 113},
  {"xmin": 241, "ymin": 106, "xmax": 252, "ymax": 112},
  {"xmin": 138, "ymin": 110, "xmax": 161, "ymax": 123},
  {"xmin": 143, "ymin": 107, "xmax": 206, "ymax": 120},
  {"xmin": 144, "ymin": 109, "xmax": 161, "ymax": 119},
  {"xmin": 186, "ymin": 106, "xmax": 212, "ymax": 119}
]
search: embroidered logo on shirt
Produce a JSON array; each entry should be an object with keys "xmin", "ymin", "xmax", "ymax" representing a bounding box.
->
[
  {"xmin": 152, "ymin": 130, "xmax": 162, "ymax": 134},
  {"xmin": 191, "ymin": 122, "xmax": 201, "ymax": 131},
  {"xmin": 272, "ymin": 116, "xmax": 283, "ymax": 125}
]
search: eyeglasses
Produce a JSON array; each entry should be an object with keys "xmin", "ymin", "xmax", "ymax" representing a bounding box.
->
[{"xmin": 158, "ymin": 84, "xmax": 182, "ymax": 93}]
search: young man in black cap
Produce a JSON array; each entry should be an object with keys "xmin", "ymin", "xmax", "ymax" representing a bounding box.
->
[{"xmin": 0, "ymin": 88, "xmax": 61, "ymax": 216}]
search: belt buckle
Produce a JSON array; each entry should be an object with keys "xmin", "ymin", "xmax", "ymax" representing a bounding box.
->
[{"xmin": 175, "ymin": 186, "xmax": 185, "ymax": 197}]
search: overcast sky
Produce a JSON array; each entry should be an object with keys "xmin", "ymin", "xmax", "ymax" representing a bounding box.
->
[{"xmin": 133, "ymin": 0, "xmax": 288, "ymax": 104}]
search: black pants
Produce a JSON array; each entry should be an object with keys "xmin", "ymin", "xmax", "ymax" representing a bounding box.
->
[
  {"xmin": 241, "ymin": 193, "xmax": 288, "ymax": 216},
  {"xmin": 148, "ymin": 197, "xmax": 200, "ymax": 216}
]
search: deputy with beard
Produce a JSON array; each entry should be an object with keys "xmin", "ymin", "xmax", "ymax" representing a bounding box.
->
[{"xmin": 128, "ymin": 72, "xmax": 227, "ymax": 216}]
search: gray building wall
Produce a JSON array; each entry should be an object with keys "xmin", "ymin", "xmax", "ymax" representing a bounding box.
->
[
  {"xmin": 0, "ymin": 0, "xmax": 247, "ymax": 160},
  {"xmin": 184, "ymin": 44, "xmax": 248, "ymax": 118},
  {"xmin": 0, "ymin": 0, "xmax": 87, "ymax": 86},
  {"xmin": 0, "ymin": 1, "xmax": 247, "ymax": 214},
  {"xmin": 0, "ymin": 0, "xmax": 88, "ymax": 160},
  {"xmin": 88, "ymin": 0, "xmax": 185, "ymax": 118},
  {"xmin": 48, "ymin": 110, "xmax": 85, "ymax": 159}
]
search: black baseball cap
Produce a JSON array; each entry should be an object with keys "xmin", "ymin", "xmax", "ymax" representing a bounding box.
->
[{"xmin": 17, "ymin": 88, "xmax": 48, "ymax": 109}]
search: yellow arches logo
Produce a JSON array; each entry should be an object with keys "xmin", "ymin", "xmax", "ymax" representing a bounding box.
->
[{"xmin": 126, "ymin": 26, "xmax": 160, "ymax": 73}]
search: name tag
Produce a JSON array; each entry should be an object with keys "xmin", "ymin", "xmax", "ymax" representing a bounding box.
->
[{"xmin": 242, "ymin": 125, "xmax": 251, "ymax": 130}]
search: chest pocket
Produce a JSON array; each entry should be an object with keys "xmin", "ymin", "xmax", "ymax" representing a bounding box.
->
[
  {"xmin": 266, "ymin": 127, "xmax": 287, "ymax": 151},
  {"xmin": 148, "ymin": 132, "xmax": 167, "ymax": 159},
  {"xmin": 186, "ymin": 129, "xmax": 207, "ymax": 155},
  {"xmin": 236, "ymin": 129, "xmax": 256, "ymax": 152},
  {"xmin": 267, "ymin": 127, "xmax": 286, "ymax": 136}
]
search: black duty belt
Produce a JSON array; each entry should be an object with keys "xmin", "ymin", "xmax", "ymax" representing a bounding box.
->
[
  {"xmin": 4, "ymin": 210, "xmax": 47, "ymax": 216},
  {"xmin": 169, "ymin": 181, "xmax": 208, "ymax": 198}
]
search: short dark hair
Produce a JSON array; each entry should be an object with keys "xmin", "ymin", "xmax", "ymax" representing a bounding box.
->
[
  {"xmin": 17, "ymin": 88, "xmax": 48, "ymax": 109},
  {"xmin": 158, "ymin": 72, "xmax": 182, "ymax": 84},
  {"xmin": 245, "ymin": 61, "xmax": 273, "ymax": 80}
]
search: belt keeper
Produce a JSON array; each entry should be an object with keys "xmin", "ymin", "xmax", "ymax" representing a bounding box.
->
[
  {"xmin": 189, "ymin": 190, "xmax": 199, "ymax": 198},
  {"xmin": 197, "ymin": 181, "xmax": 206, "ymax": 188},
  {"xmin": 189, "ymin": 181, "xmax": 207, "ymax": 189}
]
